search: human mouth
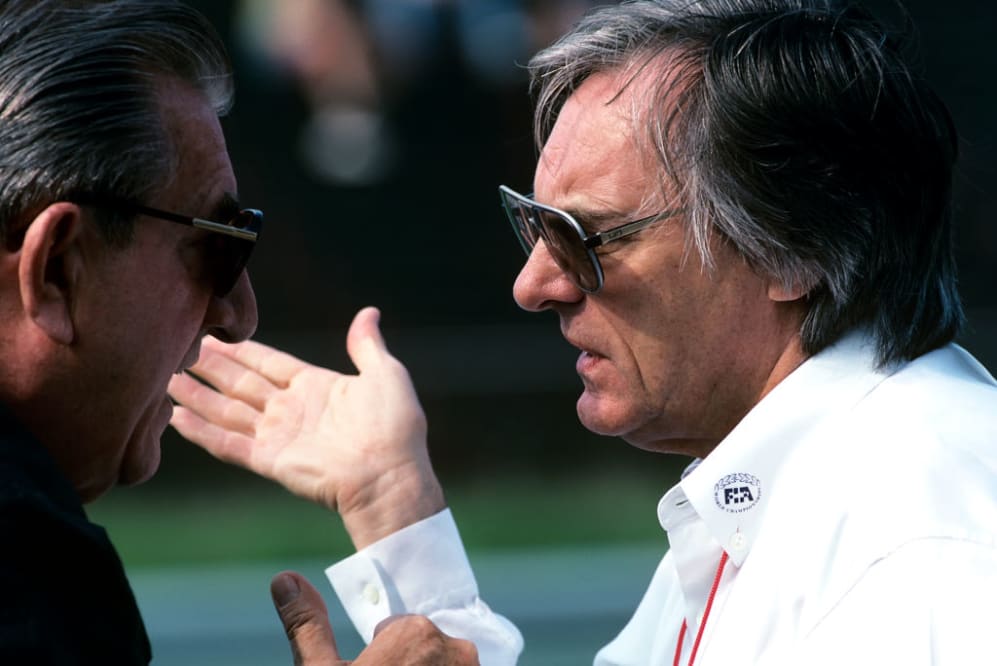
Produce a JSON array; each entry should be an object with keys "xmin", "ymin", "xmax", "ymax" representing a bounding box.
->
[{"xmin": 575, "ymin": 349, "xmax": 606, "ymax": 375}]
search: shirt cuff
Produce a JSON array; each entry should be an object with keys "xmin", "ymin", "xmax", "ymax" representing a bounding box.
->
[{"xmin": 325, "ymin": 509, "xmax": 480, "ymax": 643}]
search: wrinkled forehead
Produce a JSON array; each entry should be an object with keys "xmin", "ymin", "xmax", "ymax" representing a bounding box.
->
[
  {"xmin": 536, "ymin": 73, "xmax": 635, "ymax": 182},
  {"xmin": 535, "ymin": 52, "xmax": 688, "ymax": 207}
]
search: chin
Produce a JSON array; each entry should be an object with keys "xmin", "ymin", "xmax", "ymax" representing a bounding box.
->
[
  {"xmin": 118, "ymin": 439, "xmax": 162, "ymax": 488},
  {"xmin": 577, "ymin": 392, "xmax": 683, "ymax": 454},
  {"xmin": 576, "ymin": 392, "xmax": 639, "ymax": 437},
  {"xmin": 70, "ymin": 423, "xmax": 164, "ymax": 503},
  {"xmin": 116, "ymin": 399, "xmax": 172, "ymax": 487},
  {"xmin": 75, "ymin": 452, "xmax": 161, "ymax": 505}
]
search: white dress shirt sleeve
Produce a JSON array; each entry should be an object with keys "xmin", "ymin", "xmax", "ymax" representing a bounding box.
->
[{"xmin": 325, "ymin": 509, "xmax": 524, "ymax": 665}]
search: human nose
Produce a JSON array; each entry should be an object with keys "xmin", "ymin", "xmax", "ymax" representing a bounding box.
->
[
  {"xmin": 512, "ymin": 239, "xmax": 584, "ymax": 312},
  {"xmin": 204, "ymin": 270, "xmax": 258, "ymax": 342}
]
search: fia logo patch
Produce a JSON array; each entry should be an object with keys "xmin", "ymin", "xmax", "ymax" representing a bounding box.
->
[{"xmin": 714, "ymin": 473, "xmax": 761, "ymax": 513}]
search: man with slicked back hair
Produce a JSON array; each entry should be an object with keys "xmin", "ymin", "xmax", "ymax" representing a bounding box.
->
[{"xmin": 0, "ymin": 1, "xmax": 258, "ymax": 661}]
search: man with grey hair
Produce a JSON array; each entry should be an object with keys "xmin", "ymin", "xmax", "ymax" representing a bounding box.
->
[
  {"xmin": 0, "ymin": 1, "xmax": 474, "ymax": 663},
  {"xmin": 170, "ymin": 0, "xmax": 997, "ymax": 664}
]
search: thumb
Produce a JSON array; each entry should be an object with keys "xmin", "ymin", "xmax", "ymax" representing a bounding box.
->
[
  {"xmin": 271, "ymin": 571, "xmax": 344, "ymax": 665},
  {"xmin": 345, "ymin": 306, "xmax": 390, "ymax": 373}
]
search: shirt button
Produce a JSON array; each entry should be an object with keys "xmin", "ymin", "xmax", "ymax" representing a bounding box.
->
[
  {"xmin": 729, "ymin": 533, "xmax": 748, "ymax": 552},
  {"xmin": 362, "ymin": 583, "xmax": 381, "ymax": 605}
]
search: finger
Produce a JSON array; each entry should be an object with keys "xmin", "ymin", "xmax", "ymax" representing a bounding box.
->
[
  {"xmin": 188, "ymin": 346, "xmax": 280, "ymax": 412},
  {"xmin": 202, "ymin": 336, "xmax": 311, "ymax": 388},
  {"xmin": 271, "ymin": 571, "xmax": 343, "ymax": 666},
  {"xmin": 168, "ymin": 372, "xmax": 259, "ymax": 435},
  {"xmin": 345, "ymin": 306, "xmax": 393, "ymax": 374},
  {"xmin": 372, "ymin": 613, "xmax": 408, "ymax": 637},
  {"xmin": 169, "ymin": 405, "xmax": 259, "ymax": 470},
  {"xmin": 366, "ymin": 615, "xmax": 479, "ymax": 665}
]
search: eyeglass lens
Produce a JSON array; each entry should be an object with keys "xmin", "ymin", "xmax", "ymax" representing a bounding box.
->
[
  {"xmin": 535, "ymin": 208, "xmax": 599, "ymax": 291},
  {"xmin": 501, "ymin": 190, "xmax": 599, "ymax": 292},
  {"xmin": 209, "ymin": 210, "xmax": 260, "ymax": 296}
]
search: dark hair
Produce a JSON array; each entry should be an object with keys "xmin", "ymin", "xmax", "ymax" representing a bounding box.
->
[
  {"xmin": 0, "ymin": 0, "xmax": 233, "ymax": 246},
  {"xmin": 529, "ymin": 0, "xmax": 962, "ymax": 365}
]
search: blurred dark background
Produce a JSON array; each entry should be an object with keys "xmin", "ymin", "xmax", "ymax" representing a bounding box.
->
[{"xmin": 147, "ymin": 0, "xmax": 997, "ymax": 495}]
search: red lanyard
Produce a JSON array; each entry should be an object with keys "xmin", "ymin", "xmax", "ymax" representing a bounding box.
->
[{"xmin": 672, "ymin": 550, "xmax": 730, "ymax": 666}]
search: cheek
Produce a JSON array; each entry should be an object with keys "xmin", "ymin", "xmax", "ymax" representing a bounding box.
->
[
  {"xmin": 599, "ymin": 270, "xmax": 737, "ymax": 393},
  {"xmin": 595, "ymin": 313, "xmax": 673, "ymax": 413},
  {"xmin": 143, "ymin": 295, "xmax": 210, "ymax": 355},
  {"xmin": 108, "ymin": 298, "xmax": 206, "ymax": 440}
]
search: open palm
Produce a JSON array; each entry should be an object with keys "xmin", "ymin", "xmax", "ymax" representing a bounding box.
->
[{"xmin": 168, "ymin": 307, "xmax": 444, "ymax": 548}]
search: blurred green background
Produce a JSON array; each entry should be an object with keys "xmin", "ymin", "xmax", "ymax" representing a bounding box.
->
[{"xmin": 87, "ymin": 0, "xmax": 997, "ymax": 659}]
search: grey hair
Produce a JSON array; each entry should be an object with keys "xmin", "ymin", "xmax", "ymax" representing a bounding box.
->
[
  {"xmin": 0, "ymin": 0, "xmax": 233, "ymax": 246},
  {"xmin": 529, "ymin": 0, "xmax": 962, "ymax": 366}
]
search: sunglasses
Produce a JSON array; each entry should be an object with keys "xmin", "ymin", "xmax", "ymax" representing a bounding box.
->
[
  {"xmin": 498, "ymin": 185, "xmax": 680, "ymax": 293},
  {"xmin": 72, "ymin": 195, "xmax": 262, "ymax": 297}
]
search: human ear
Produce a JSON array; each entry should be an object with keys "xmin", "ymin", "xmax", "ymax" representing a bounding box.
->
[{"xmin": 18, "ymin": 202, "xmax": 86, "ymax": 345}]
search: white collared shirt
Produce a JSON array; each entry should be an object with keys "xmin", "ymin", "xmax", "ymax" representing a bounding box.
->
[{"xmin": 327, "ymin": 333, "xmax": 997, "ymax": 665}]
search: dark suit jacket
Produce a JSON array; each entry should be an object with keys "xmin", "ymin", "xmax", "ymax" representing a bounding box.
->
[{"xmin": 0, "ymin": 405, "xmax": 151, "ymax": 664}]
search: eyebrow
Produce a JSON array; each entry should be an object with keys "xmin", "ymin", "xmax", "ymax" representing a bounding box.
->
[{"xmin": 561, "ymin": 205, "xmax": 639, "ymax": 232}]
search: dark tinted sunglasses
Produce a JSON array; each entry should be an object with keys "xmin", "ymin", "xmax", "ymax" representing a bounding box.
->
[
  {"xmin": 498, "ymin": 185, "xmax": 679, "ymax": 293},
  {"xmin": 72, "ymin": 195, "xmax": 262, "ymax": 297}
]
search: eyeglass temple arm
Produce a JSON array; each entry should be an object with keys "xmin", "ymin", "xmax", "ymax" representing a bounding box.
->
[
  {"xmin": 129, "ymin": 203, "xmax": 259, "ymax": 241},
  {"xmin": 190, "ymin": 218, "xmax": 258, "ymax": 241},
  {"xmin": 583, "ymin": 209, "xmax": 682, "ymax": 249}
]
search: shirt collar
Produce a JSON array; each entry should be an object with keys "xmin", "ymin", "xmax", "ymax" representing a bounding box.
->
[{"xmin": 658, "ymin": 330, "xmax": 897, "ymax": 567}]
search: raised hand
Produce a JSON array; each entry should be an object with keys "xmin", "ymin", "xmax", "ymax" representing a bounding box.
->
[{"xmin": 168, "ymin": 307, "xmax": 445, "ymax": 548}]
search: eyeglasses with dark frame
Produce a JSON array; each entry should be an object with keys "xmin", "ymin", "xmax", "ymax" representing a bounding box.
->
[
  {"xmin": 498, "ymin": 184, "xmax": 681, "ymax": 293},
  {"xmin": 71, "ymin": 194, "xmax": 262, "ymax": 297}
]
